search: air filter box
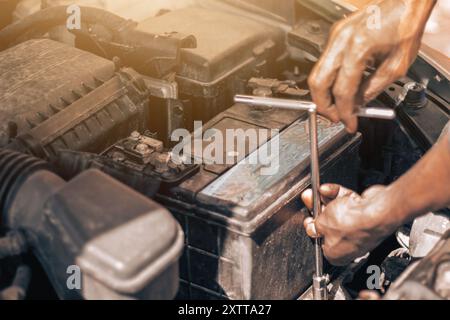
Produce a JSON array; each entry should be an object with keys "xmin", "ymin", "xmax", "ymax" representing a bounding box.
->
[
  {"xmin": 158, "ymin": 103, "xmax": 362, "ymax": 299},
  {"xmin": 0, "ymin": 39, "xmax": 149, "ymax": 159}
]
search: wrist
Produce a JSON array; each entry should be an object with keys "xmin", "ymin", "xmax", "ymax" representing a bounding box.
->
[
  {"xmin": 393, "ymin": 0, "xmax": 437, "ymax": 42},
  {"xmin": 360, "ymin": 186, "xmax": 410, "ymax": 234},
  {"xmin": 404, "ymin": 0, "xmax": 437, "ymax": 10},
  {"xmin": 381, "ymin": 184, "xmax": 415, "ymax": 226},
  {"xmin": 403, "ymin": 0, "xmax": 437, "ymax": 21},
  {"xmin": 387, "ymin": 136, "xmax": 450, "ymax": 222}
]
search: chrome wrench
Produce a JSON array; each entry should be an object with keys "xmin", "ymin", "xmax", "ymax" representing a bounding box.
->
[{"xmin": 234, "ymin": 94, "xmax": 395, "ymax": 300}]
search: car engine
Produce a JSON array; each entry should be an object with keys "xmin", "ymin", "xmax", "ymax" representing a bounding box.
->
[{"xmin": 0, "ymin": 0, "xmax": 449, "ymax": 301}]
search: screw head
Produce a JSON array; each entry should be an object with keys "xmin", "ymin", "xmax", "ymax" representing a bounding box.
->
[
  {"xmin": 307, "ymin": 21, "xmax": 322, "ymax": 34},
  {"xmin": 130, "ymin": 131, "xmax": 141, "ymax": 141},
  {"xmin": 136, "ymin": 143, "xmax": 151, "ymax": 154},
  {"xmin": 112, "ymin": 151, "xmax": 126, "ymax": 162}
]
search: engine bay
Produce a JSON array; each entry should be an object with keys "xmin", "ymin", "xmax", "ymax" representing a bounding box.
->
[{"xmin": 0, "ymin": 0, "xmax": 449, "ymax": 301}]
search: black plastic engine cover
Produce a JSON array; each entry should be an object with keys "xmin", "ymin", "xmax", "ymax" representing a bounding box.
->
[{"xmin": 140, "ymin": 6, "xmax": 286, "ymax": 136}]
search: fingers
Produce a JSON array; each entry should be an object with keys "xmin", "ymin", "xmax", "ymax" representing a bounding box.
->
[
  {"xmin": 301, "ymin": 187, "xmax": 329, "ymax": 210},
  {"xmin": 358, "ymin": 290, "xmax": 381, "ymax": 300},
  {"xmin": 359, "ymin": 51, "xmax": 408, "ymax": 104},
  {"xmin": 334, "ymin": 185, "xmax": 355, "ymax": 198},
  {"xmin": 301, "ymin": 184, "xmax": 358, "ymax": 243},
  {"xmin": 301, "ymin": 184, "xmax": 345, "ymax": 210},
  {"xmin": 308, "ymin": 69, "xmax": 343, "ymax": 126},
  {"xmin": 303, "ymin": 217, "xmax": 321, "ymax": 238},
  {"xmin": 308, "ymin": 64, "xmax": 340, "ymax": 123},
  {"xmin": 308, "ymin": 23, "xmax": 350, "ymax": 123},
  {"xmin": 319, "ymin": 184, "xmax": 341, "ymax": 200},
  {"xmin": 305, "ymin": 217, "xmax": 357, "ymax": 266},
  {"xmin": 301, "ymin": 189, "xmax": 314, "ymax": 210},
  {"xmin": 332, "ymin": 53, "xmax": 367, "ymax": 133}
]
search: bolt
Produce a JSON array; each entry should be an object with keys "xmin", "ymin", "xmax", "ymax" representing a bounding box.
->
[
  {"xmin": 136, "ymin": 143, "xmax": 151, "ymax": 154},
  {"xmin": 404, "ymin": 82, "xmax": 427, "ymax": 109},
  {"xmin": 112, "ymin": 152, "xmax": 126, "ymax": 162},
  {"xmin": 130, "ymin": 131, "xmax": 141, "ymax": 141},
  {"xmin": 307, "ymin": 21, "xmax": 322, "ymax": 34},
  {"xmin": 251, "ymin": 88, "xmax": 273, "ymax": 112},
  {"xmin": 174, "ymin": 105, "xmax": 184, "ymax": 116},
  {"xmin": 253, "ymin": 87, "xmax": 273, "ymax": 97}
]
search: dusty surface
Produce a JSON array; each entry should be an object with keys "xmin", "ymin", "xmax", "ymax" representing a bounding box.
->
[
  {"xmin": 13, "ymin": 0, "xmax": 197, "ymax": 21},
  {"xmin": 11, "ymin": 0, "xmax": 449, "ymax": 72}
]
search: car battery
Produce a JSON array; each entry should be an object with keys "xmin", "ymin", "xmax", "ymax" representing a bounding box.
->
[
  {"xmin": 157, "ymin": 103, "xmax": 362, "ymax": 299},
  {"xmin": 138, "ymin": 6, "xmax": 286, "ymax": 141}
]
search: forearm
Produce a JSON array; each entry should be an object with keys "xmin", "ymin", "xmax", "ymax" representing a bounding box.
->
[
  {"xmin": 400, "ymin": 0, "xmax": 437, "ymax": 35},
  {"xmin": 386, "ymin": 124, "xmax": 450, "ymax": 225},
  {"xmin": 403, "ymin": 0, "xmax": 437, "ymax": 16}
]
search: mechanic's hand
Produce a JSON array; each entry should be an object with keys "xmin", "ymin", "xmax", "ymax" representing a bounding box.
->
[
  {"xmin": 301, "ymin": 184, "xmax": 401, "ymax": 266},
  {"xmin": 308, "ymin": 0, "xmax": 436, "ymax": 133}
]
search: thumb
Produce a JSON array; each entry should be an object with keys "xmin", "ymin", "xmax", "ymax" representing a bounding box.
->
[{"xmin": 303, "ymin": 217, "xmax": 322, "ymax": 238}]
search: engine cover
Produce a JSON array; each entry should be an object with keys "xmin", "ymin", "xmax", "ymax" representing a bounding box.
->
[
  {"xmin": 0, "ymin": 39, "xmax": 149, "ymax": 159},
  {"xmin": 140, "ymin": 6, "xmax": 285, "ymax": 140}
]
